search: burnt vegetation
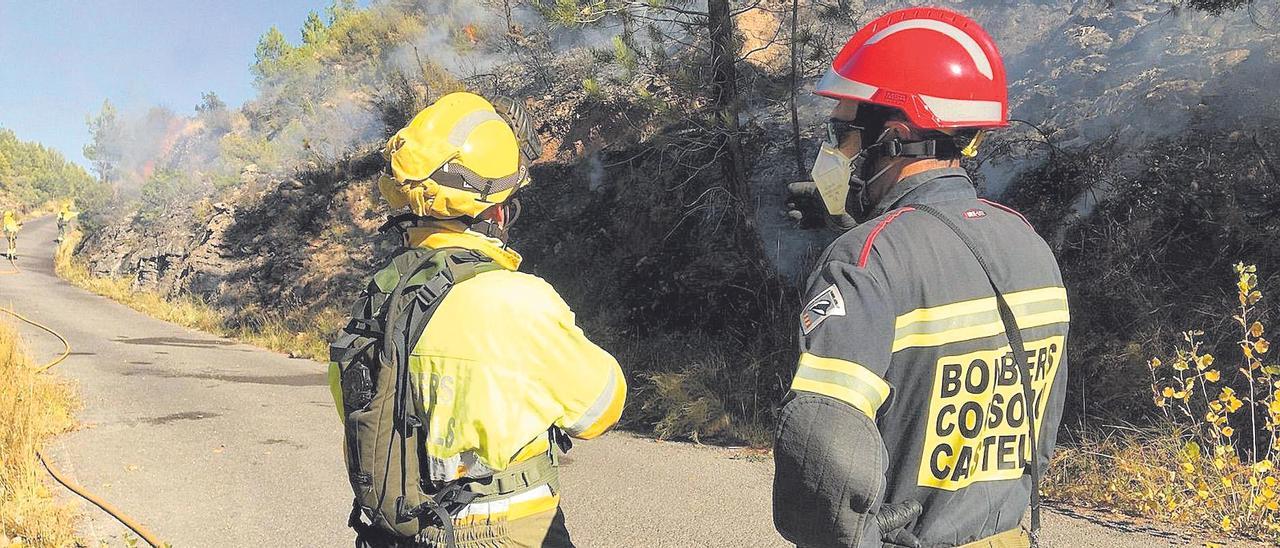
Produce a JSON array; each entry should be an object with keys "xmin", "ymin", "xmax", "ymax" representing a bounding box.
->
[{"xmin": 1007, "ymin": 125, "xmax": 1280, "ymax": 424}]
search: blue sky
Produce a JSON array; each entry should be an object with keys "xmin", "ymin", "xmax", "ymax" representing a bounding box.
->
[{"xmin": 0, "ymin": 1, "xmax": 355, "ymax": 168}]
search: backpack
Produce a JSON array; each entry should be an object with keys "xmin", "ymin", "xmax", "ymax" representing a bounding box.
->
[{"xmin": 331, "ymin": 245, "xmax": 502, "ymax": 544}]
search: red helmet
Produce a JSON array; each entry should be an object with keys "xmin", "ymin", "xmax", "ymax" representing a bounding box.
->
[{"xmin": 815, "ymin": 7, "xmax": 1008, "ymax": 130}]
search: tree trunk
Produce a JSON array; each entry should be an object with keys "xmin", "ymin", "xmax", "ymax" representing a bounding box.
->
[
  {"xmin": 621, "ymin": 2, "xmax": 637, "ymax": 51},
  {"xmin": 707, "ymin": 0, "xmax": 754, "ymax": 233},
  {"xmin": 790, "ymin": 0, "xmax": 804, "ymax": 178}
]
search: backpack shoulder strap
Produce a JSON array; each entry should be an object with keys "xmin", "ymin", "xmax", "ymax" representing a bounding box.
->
[
  {"xmin": 394, "ymin": 248, "xmax": 501, "ymax": 356},
  {"xmin": 909, "ymin": 203, "xmax": 1043, "ymax": 547}
]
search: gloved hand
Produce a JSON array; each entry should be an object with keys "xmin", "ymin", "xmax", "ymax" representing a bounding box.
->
[
  {"xmin": 785, "ymin": 181, "xmax": 858, "ymax": 231},
  {"xmin": 876, "ymin": 500, "xmax": 923, "ymax": 548}
]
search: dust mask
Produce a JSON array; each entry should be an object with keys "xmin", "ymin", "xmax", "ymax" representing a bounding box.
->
[
  {"xmin": 810, "ymin": 126, "xmax": 899, "ymax": 222},
  {"xmin": 810, "ymin": 143, "xmax": 854, "ymax": 216}
]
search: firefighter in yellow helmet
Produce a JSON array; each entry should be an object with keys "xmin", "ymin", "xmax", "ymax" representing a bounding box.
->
[
  {"xmin": 56, "ymin": 202, "xmax": 78, "ymax": 243},
  {"xmin": 3, "ymin": 210, "xmax": 20, "ymax": 258},
  {"xmin": 332, "ymin": 92, "xmax": 626, "ymax": 548}
]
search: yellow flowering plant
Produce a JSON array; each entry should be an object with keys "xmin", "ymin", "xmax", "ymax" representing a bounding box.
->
[
  {"xmin": 1048, "ymin": 263, "xmax": 1278, "ymax": 541},
  {"xmin": 1141, "ymin": 263, "xmax": 1279, "ymax": 535}
]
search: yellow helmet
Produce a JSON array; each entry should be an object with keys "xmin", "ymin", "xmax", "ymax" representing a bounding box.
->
[{"xmin": 379, "ymin": 92, "xmax": 536, "ymax": 220}]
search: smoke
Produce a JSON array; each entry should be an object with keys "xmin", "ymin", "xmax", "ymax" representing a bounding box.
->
[
  {"xmin": 386, "ymin": 0, "xmax": 695, "ymax": 92},
  {"xmin": 84, "ymin": 0, "xmax": 707, "ymax": 209},
  {"xmin": 89, "ymin": 105, "xmax": 212, "ymax": 196},
  {"xmin": 586, "ymin": 151, "xmax": 606, "ymax": 191},
  {"xmin": 392, "ymin": 0, "xmax": 513, "ymax": 77},
  {"xmin": 938, "ymin": 0, "xmax": 1279, "ymax": 195}
]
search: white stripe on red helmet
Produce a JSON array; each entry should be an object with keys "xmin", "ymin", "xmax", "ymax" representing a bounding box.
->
[
  {"xmin": 918, "ymin": 95, "xmax": 1003, "ymax": 123},
  {"xmin": 865, "ymin": 19, "xmax": 995, "ymax": 80}
]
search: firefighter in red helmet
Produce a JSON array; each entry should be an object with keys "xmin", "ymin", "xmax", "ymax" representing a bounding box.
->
[{"xmin": 773, "ymin": 8, "xmax": 1069, "ymax": 548}]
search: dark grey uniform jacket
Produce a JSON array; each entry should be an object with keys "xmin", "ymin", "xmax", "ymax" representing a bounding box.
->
[{"xmin": 780, "ymin": 168, "xmax": 1069, "ymax": 547}]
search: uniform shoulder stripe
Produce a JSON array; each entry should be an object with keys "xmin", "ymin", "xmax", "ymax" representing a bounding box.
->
[
  {"xmin": 892, "ymin": 286, "xmax": 1069, "ymax": 352},
  {"xmin": 858, "ymin": 207, "xmax": 915, "ymax": 268},
  {"xmin": 978, "ymin": 199, "xmax": 1032, "ymax": 230},
  {"xmin": 791, "ymin": 353, "xmax": 891, "ymax": 418}
]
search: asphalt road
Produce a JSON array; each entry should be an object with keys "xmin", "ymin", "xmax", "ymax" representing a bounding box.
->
[{"xmin": 1, "ymin": 216, "xmax": 1235, "ymax": 547}]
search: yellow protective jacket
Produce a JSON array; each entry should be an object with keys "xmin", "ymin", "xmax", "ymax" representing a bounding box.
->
[
  {"xmin": 2, "ymin": 212, "xmax": 18, "ymax": 233},
  {"xmin": 337, "ymin": 222, "xmax": 627, "ymax": 483}
]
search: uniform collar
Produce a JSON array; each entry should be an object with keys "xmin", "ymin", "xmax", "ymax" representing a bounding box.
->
[
  {"xmin": 405, "ymin": 220, "xmax": 523, "ymax": 271},
  {"xmin": 870, "ymin": 167, "xmax": 976, "ymax": 217}
]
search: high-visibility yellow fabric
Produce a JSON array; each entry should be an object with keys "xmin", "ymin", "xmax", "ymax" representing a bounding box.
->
[
  {"xmin": 405, "ymin": 221, "xmax": 522, "ymax": 271},
  {"xmin": 2, "ymin": 212, "xmax": 18, "ymax": 233},
  {"xmin": 381, "ymin": 92, "xmax": 528, "ymax": 220},
  {"xmin": 400, "ymin": 222, "xmax": 625, "ymax": 478}
]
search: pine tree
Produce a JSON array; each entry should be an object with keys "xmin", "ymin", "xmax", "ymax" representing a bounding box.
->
[
  {"xmin": 252, "ymin": 26, "xmax": 292, "ymax": 81},
  {"xmin": 301, "ymin": 11, "xmax": 328, "ymax": 46},
  {"xmin": 83, "ymin": 99, "xmax": 124, "ymax": 185}
]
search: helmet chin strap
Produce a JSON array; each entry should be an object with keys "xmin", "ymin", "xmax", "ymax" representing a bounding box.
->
[
  {"xmin": 848, "ymin": 161, "xmax": 897, "ymax": 222},
  {"xmin": 848, "ymin": 122, "xmax": 961, "ymax": 221},
  {"xmin": 847, "ymin": 128, "xmax": 899, "ymax": 221},
  {"xmin": 469, "ymin": 199, "xmax": 522, "ymax": 244},
  {"xmin": 378, "ymin": 198, "xmax": 522, "ymax": 247}
]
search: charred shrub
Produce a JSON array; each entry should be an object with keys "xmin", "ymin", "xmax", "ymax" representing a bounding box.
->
[{"xmin": 1007, "ymin": 125, "xmax": 1280, "ymax": 423}]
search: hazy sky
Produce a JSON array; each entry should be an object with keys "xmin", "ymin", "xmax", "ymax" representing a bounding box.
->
[{"xmin": 0, "ymin": 1, "xmax": 361, "ymax": 168}]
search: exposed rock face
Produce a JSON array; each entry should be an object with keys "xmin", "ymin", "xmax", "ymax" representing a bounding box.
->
[
  {"xmin": 81, "ymin": 200, "xmax": 237, "ymax": 298},
  {"xmin": 77, "ymin": 153, "xmax": 387, "ymax": 329}
]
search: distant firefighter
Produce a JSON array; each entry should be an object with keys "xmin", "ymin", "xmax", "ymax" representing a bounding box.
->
[
  {"xmin": 774, "ymin": 7, "xmax": 1070, "ymax": 548},
  {"xmin": 2, "ymin": 210, "xmax": 20, "ymax": 259},
  {"xmin": 55, "ymin": 202, "xmax": 78, "ymax": 243}
]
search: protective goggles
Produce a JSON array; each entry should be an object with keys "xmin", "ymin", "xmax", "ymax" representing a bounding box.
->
[
  {"xmin": 429, "ymin": 161, "xmax": 528, "ymax": 199},
  {"xmin": 824, "ymin": 118, "xmax": 864, "ymax": 148}
]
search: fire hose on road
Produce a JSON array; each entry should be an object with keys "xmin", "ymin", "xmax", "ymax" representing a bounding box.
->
[{"xmin": 1, "ymin": 305, "xmax": 167, "ymax": 547}]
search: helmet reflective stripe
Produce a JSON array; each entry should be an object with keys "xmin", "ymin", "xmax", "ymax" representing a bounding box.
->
[
  {"xmin": 447, "ymin": 110, "xmax": 506, "ymax": 147},
  {"xmin": 918, "ymin": 95, "xmax": 1003, "ymax": 123},
  {"xmin": 815, "ymin": 70, "xmax": 879, "ymax": 102},
  {"xmin": 865, "ymin": 19, "xmax": 994, "ymax": 80}
]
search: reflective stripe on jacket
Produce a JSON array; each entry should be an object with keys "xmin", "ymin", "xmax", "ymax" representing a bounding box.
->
[{"xmin": 792, "ymin": 167, "xmax": 1069, "ymax": 546}]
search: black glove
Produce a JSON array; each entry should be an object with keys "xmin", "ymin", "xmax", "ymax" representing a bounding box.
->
[
  {"xmin": 785, "ymin": 181, "xmax": 858, "ymax": 231},
  {"xmin": 877, "ymin": 500, "xmax": 923, "ymax": 548}
]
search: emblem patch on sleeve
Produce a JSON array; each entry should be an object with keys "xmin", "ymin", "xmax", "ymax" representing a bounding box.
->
[{"xmin": 800, "ymin": 284, "xmax": 846, "ymax": 335}]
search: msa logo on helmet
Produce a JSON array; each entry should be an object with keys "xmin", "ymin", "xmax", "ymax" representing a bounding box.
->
[
  {"xmin": 882, "ymin": 91, "xmax": 908, "ymax": 104},
  {"xmin": 801, "ymin": 284, "xmax": 846, "ymax": 335},
  {"xmin": 963, "ymin": 208, "xmax": 986, "ymax": 220}
]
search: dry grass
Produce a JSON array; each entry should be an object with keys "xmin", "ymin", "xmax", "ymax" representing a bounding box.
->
[
  {"xmin": 0, "ymin": 319, "xmax": 79, "ymax": 546},
  {"xmin": 56, "ymin": 230, "xmax": 333, "ymax": 362},
  {"xmin": 1047, "ymin": 425, "xmax": 1279, "ymax": 541},
  {"xmin": 619, "ymin": 333, "xmax": 779, "ymax": 447}
]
